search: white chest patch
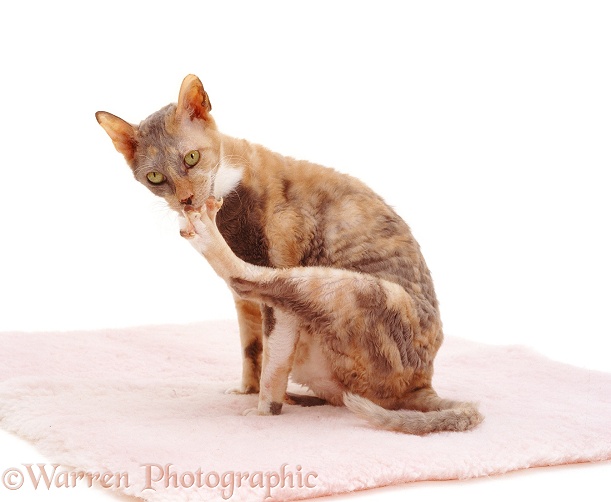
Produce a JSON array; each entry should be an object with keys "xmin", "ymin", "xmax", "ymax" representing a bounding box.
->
[{"xmin": 213, "ymin": 157, "xmax": 243, "ymax": 198}]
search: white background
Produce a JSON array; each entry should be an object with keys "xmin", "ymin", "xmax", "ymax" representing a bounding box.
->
[{"xmin": 0, "ymin": 1, "xmax": 610, "ymax": 501}]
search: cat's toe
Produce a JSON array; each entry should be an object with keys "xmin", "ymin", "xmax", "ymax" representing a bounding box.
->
[
  {"xmin": 225, "ymin": 385, "xmax": 259, "ymax": 395},
  {"xmin": 179, "ymin": 229, "xmax": 196, "ymax": 239},
  {"xmin": 205, "ymin": 196, "xmax": 223, "ymax": 215},
  {"xmin": 178, "ymin": 216, "xmax": 196, "ymax": 239}
]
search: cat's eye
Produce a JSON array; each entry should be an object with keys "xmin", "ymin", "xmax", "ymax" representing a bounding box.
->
[
  {"xmin": 184, "ymin": 150, "xmax": 200, "ymax": 168},
  {"xmin": 146, "ymin": 171, "xmax": 166, "ymax": 185}
]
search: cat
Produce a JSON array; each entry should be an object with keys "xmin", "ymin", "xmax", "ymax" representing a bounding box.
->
[
  {"xmin": 180, "ymin": 197, "xmax": 482, "ymax": 434},
  {"xmin": 96, "ymin": 74, "xmax": 482, "ymax": 434}
]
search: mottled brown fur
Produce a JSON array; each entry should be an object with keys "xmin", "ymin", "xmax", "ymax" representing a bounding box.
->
[
  {"xmin": 244, "ymin": 339, "xmax": 262, "ymax": 365},
  {"xmin": 261, "ymin": 305, "xmax": 276, "ymax": 337},
  {"xmin": 215, "ymin": 185, "xmax": 271, "ymax": 267},
  {"xmin": 96, "ymin": 75, "xmax": 482, "ymax": 434},
  {"xmin": 269, "ymin": 402, "xmax": 283, "ymax": 416},
  {"xmin": 177, "ymin": 197, "xmax": 481, "ymax": 433},
  {"xmin": 232, "ymin": 298, "xmax": 262, "ymax": 393},
  {"xmin": 229, "ymin": 273, "xmax": 430, "ymax": 405}
]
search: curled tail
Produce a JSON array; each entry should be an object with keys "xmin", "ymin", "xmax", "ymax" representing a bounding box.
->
[{"xmin": 343, "ymin": 391, "xmax": 483, "ymax": 435}]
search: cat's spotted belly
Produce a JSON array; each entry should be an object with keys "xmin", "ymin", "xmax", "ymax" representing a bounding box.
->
[{"xmin": 290, "ymin": 336, "xmax": 344, "ymax": 406}]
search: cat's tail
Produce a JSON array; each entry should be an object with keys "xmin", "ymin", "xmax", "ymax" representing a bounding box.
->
[{"xmin": 343, "ymin": 390, "xmax": 483, "ymax": 435}]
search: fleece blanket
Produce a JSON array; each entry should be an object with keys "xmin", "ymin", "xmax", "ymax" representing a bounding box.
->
[{"xmin": 0, "ymin": 320, "xmax": 610, "ymax": 501}]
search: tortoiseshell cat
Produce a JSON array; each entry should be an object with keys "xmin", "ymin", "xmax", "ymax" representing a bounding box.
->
[{"xmin": 96, "ymin": 75, "xmax": 482, "ymax": 434}]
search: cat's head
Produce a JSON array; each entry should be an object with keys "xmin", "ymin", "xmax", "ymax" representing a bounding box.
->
[{"xmin": 96, "ymin": 75, "xmax": 222, "ymax": 212}]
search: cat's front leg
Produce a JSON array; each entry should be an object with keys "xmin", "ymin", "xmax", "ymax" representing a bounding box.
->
[
  {"xmin": 227, "ymin": 297, "xmax": 262, "ymax": 394},
  {"xmin": 180, "ymin": 199, "xmax": 262, "ymax": 395},
  {"xmin": 243, "ymin": 308, "xmax": 299, "ymax": 416}
]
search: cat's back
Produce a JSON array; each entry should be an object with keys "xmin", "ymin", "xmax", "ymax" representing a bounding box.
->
[{"xmin": 234, "ymin": 144, "xmax": 439, "ymax": 310}]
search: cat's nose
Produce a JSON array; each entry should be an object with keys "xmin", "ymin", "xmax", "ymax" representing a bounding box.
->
[{"xmin": 181, "ymin": 196, "xmax": 193, "ymax": 205}]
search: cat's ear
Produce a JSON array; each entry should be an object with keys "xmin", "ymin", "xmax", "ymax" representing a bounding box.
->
[
  {"xmin": 176, "ymin": 74, "xmax": 212, "ymax": 122},
  {"xmin": 95, "ymin": 111, "xmax": 138, "ymax": 164}
]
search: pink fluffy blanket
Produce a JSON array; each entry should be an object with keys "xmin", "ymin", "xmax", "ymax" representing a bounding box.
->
[{"xmin": 0, "ymin": 320, "xmax": 610, "ymax": 501}]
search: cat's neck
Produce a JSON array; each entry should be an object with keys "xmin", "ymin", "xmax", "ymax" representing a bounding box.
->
[
  {"xmin": 217, "ymin": 132, "xmax": 285, "ymax": 185},
  {"xmin": 216, "ymin": 131, "xmax": 335, "ymax": 198}
]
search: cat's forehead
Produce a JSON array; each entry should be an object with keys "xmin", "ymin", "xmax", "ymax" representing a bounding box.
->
[
  {"xmin": 138, "ymin": 104, "xmax": 177, "ymax": 144},
  {"xmin": 134, "ymin": 103, "xmax": 209, "ymax": 170},
  {"xmin": 132, "ymin": 105, "xmax": 183, "ymax": 171}
]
